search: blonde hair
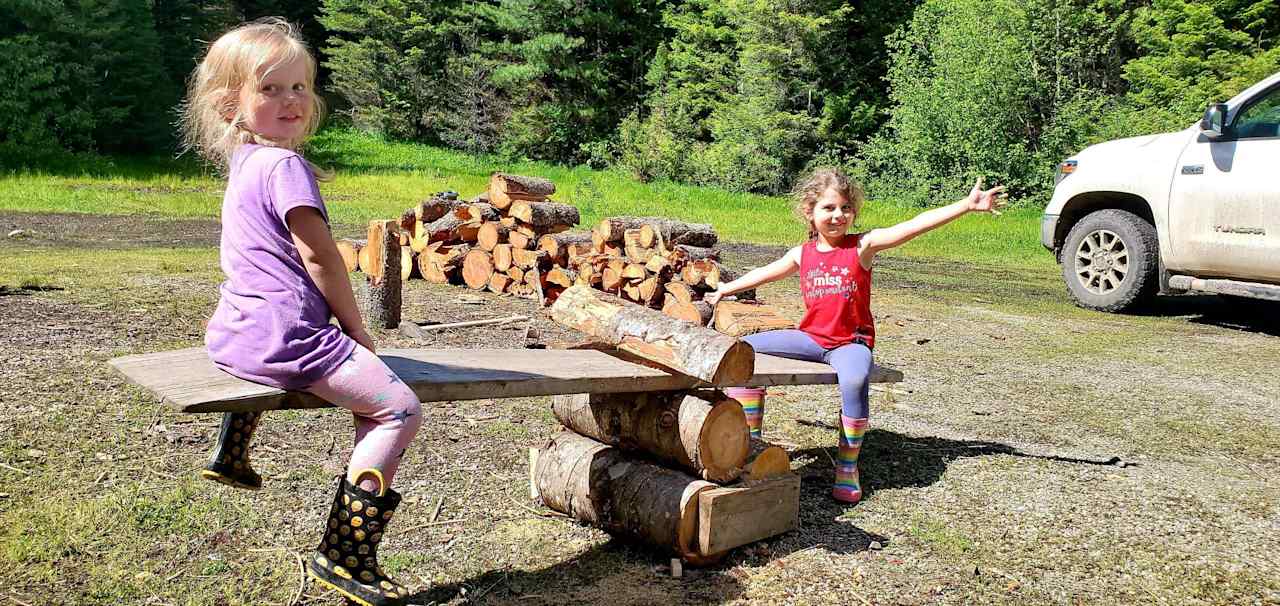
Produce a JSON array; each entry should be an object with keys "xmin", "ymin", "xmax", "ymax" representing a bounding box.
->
[
  {"xmin": 792, "ymin": 167, "xmax": 865, "ymax": 240},
  {"xmin": 179, "ymin": 17, "xmax": 326, "ymax": 174}
]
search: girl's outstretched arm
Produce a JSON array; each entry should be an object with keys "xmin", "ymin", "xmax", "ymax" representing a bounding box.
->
[
  {"xmin": 705, "ymin": 246, "xmax": 803, "ymax": 305},
  {"xmin": 858, "ymin": 178, "xmax": 1006, "ymax": 265},
  {"xmin": 287, "ymin": 207, "xmax": 375, "ymax": 352}
]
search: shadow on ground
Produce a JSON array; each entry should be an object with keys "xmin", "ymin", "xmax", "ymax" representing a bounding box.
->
[
  {"xmin": 1138, "ymin": 293, "xmax": 1280, "ymax": 337},
  {"xmin": 410, "ymin": 538, "xmax": 746, "ymax": 605}
]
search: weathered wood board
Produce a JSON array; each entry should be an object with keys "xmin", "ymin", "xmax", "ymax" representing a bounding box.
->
[
  {"xmin": 108, "ymin": 348, "xmax": 903, "ymax": 413},
  {"xmin": 697, "ymin": 474, "xmax": 801, "ymax": 556}
]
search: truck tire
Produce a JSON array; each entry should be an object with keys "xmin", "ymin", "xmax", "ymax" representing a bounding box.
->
[{"xmin": 1061, "ymin": 209, "xmax": 1159, "ymax": 312}]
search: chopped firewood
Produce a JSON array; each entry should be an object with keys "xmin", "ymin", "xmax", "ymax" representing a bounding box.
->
[
  {"xmin": 713, "ymin": 301, "xmax": 793, "ymax": 337},
  {"xmin": 455, "ymin": 202, "xmax": 499, "ymax": 225},
  {"xmin": 456, "ymin": 223, "xmax": 481, "ymax": 243},
  {"xmin": 507, "ymin": 266, "xmax": 525, "ymax": 282},
  {"xmin": 492, "ymin": 243, "xmax": 514, "ymax": 272},
  {"xmin": 741, "ymin": 439, "xmax": 790, "ymax": 483},
  {"xmin": 508, "ymin": 230, "xmax": 535, "ymax": 250},
  {"xmin": 489, "ymin": 173, "xmax": 555, "ymax": 210},
  {"xmin": 637, "ymin": 276, "xmax": 663, "ymax": 306},
  {"xmin": 546, "ymin": 266, "xmax": 578, "ymax": 288},
  {"xmin": 593, "ymin": 216, "xmax": 667, "ymax": 246},
  {"xmin": 335, "ymin": 239, "xmax": 364, "ymax": 273},
  {"xmin": 462, "ymin": 249, "xmax": 494, "ymax": 290},
  {"xmin": 508, "ymin": 200, "xmax": 580, "ymax": 231},
  {"xmin": 416, "ymin": 196, "xmax": 465, "ymax": 224},
  {"xmin": 662, "ymin": 295, "xmax": 713, "ymax": 326},
  {"xmin": 487, "ymin": 272, "xmax": 512, "ymax": 293},
  {"xmin": 549, "ymin": 285, "xmax": 755, "ymax": 385},
  {"xmin": 538, "ymin": 231, "xmax": 593, "ymax": 264},
  {"xmin": 551, "ymin": 390, "xmax": 750, "ymax": 483},
  {"xmin": 665, "ymin": 281, "xmax": 696, "ymax": 305},
  {"xmin": 425, "ymin": 213, "xmax": 464, "ymax": 243},
  {"xmin": 512, "ymin": 248, "xmax": 549, "ymax": 269},
  {"xmin": 476, "ymin": 222, "xmax": 509, "ymax": 251},
  {"xmin": 714, "ymin": 267, "xmax": 754, "ymax": 300},
  {"xmin": 400, "ymin": 246, "xmax": 417, "ymax": 281},
  {"xmin": 639, "ymin": 219, "xmax": 718, "ymax": 248},
  {"xmin": 621, "ymin": 263, "xmax": 647, "ymax": 281}
]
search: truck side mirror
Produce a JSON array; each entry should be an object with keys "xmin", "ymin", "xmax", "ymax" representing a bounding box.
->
[{"xmin": 1200, "ymin": 103, "xmax": 1230, "ymax": 139}]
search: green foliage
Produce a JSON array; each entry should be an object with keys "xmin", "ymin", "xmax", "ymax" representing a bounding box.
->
[
  {"xmin": 0, "ymin": 0, "xmax": 173, "ymax": 155},
  {"xmin": 1109, "ymin": 0, "xmax": 1280, "ymax": 136},
  {"xmin": 858, "ymin": 0, "xmax": 1137, "ymax": 207}
]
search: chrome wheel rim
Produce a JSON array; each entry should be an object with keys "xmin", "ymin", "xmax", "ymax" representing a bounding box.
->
[{"xmin": 1073, "ymin": 229, "xmax": 1129, "ymax": 296}]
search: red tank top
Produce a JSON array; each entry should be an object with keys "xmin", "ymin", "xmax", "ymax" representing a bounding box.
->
[{"xmin": 797, "ymin": 233, "xmax": 874, "ymax": 349}]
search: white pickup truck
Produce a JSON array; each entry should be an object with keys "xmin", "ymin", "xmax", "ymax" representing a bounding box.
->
[{"xmin": 1042, "ymin": 70, "xmax": 1280, "ymax": 311}]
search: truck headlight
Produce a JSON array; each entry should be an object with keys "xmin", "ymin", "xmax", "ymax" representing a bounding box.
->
[{"xmin": 1055, "ymin": 160, "xmax": 1077, "ymax": 185}]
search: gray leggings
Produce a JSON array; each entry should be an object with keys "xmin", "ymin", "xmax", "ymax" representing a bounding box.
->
[{"xmin": 743, "ymin": 329, "xmax": 872, "ymax": 419}]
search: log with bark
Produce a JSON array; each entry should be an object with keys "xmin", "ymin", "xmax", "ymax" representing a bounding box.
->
[
  {"xmin": 548, "ymin": 285, "xmax": 755, "ymax": 385},
  {"xmin": 533, "ymin": 431, "xmax": 718, "ymax": 561},
  {"xmin": 363, "ymin": 220, "xmax": 401, "ymax": 329},
  {"xmin": 461, "ymin": 249, "xmax": 494, "ymax": 290},
  {"xmin": 335, "ymin": 239, "xmax": 364, "ymax": 273},
  {"xmin": 489, "ymin": 173, "xmax": 555, "ymax": 210},
  {"xmin": 508, "ymin": 200, "xmax": 580, "ymax": 231},
  {"xmin": 476, "ymin": 222, "xmax": 509, "ymax": 251},
  {"xmin": 512, "ymin": 248, "xmax": 549, "ymax": 270},
  {"xmin": 538, "ymin": 231, "xmax": 593, "ymax": 264},
  {"xmin": 593, "ymin": 216, "xmax": 668, "ymax": 247},
  {"xmin": 551, "ymin": 390, "xmax": 750, "ymax": 483},
  {"xmin": 741, "ymin": 439, "xmax": 790, "ymax": 483},
  {"xmin": 492, "ymin": 243, "xmax": 514, "ymax": 272},
  {"xmin": 713, "ymin": 301, "xmax": 793, "ymax": 337},
  {"xmin": 662, "ymin": 295, "xmax": 713, "ymax": 326},
  {"xmin": 638, "ymin": 219, "xmax": 718, "ymax": 248}
]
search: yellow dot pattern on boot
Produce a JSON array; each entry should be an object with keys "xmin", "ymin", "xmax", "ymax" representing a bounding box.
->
[
  {"xmin": 353, "ymin": 530, "xmax": 366, "ymax": 541},
  {"xmin": 351, "ymin": 500, "xmax": 363, "ymax": 512},
  {"xmin": 366, "ymin": 507, "xmax": 378, "ymax": 518},
  {"xmin": 345, "ymin": 556, "xmax": 359, "ymax": 568}
]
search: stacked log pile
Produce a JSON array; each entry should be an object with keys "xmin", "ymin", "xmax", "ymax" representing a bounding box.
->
[
  {"xmin": 343, "ymin": 173, "xmax": 796, "ymax": 336},
  {"xmin": 531, "ymin": 285, "xmax": 799, "ymax": 564}
]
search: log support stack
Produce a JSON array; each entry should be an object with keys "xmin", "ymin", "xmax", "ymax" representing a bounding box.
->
[{"xmin": 533, "ymin": 285, "xmax": 800, "ymax": 563}]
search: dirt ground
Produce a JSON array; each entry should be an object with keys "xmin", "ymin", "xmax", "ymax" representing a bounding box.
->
[{"xmin": 1, "ymin": 210, "xmax": 1278, "ymax": 606}]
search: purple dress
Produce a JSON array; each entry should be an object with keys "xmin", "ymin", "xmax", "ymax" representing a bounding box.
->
[{"xmin": 205, "ymin": 145, "xmax": 355, "ymax": 390}]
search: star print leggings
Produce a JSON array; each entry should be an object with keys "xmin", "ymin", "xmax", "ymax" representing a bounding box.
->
[{"xmin": 305, "ymin": 343, "xmax": 423, "ymax": 491}]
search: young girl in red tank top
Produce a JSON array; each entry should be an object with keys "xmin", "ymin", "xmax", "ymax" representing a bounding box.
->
[{"xmin": 707, "ymin": 168, "xmax": 1006, "ymax": 504}]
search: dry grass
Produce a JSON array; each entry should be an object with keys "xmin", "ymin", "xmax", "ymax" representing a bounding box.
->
[{"xmin": 1, "ymin": 212, "xmax": 1278, "ymax": 605}]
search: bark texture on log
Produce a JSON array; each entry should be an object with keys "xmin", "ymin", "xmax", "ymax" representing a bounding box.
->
[
  {"xmin": 534, "ymin": 431, "xmax": 716, "ymax": 560},
  {"xmin": 489, "ymin": 173, "xmax": 555, "ymax": 209},
  {"xmin": 364, "ymin": 220, "xmax": 401, "ymax": 329},
  {"xmin": 549, "ymin": 285, "xmax": 754, "ymax": 385},
  {"xmin": 641, "ymin": 218, "xmax": 718, "ymax": 248},
  {"xmin": 538, "ymin": 231, "xmax": 593, "ymax": 263},
  {"xmin": 551, "ymin": 390, "xmax": 749, "ymax": 482},
  {"xmin": 509, "ymin": 200, "xmax": 580, "ymax": 230}
]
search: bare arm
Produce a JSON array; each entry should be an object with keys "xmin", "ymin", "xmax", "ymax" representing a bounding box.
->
[
  {"xmin": 286, "ymin": 207, "xmax": 375, "ymax": 352},
  {"xmin": 859, "ymin": 178, "xmax": 1006, "ymax": 265},
  {"xmin": 704, "ymin": 246, "xmax": 802, "ymax": 305}
]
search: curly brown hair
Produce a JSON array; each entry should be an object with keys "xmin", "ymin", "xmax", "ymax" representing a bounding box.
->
[{"xmin": 792, "ymin": 167, "xmax": 865, "ymax": 240}]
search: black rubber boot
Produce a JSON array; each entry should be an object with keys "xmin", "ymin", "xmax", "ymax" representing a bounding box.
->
[
  {"xmin": 200, "ymin": 411, "xmax": 264, "ymax": 490},
  {"xmin": 307, "ymin": 469, "xmax": 410, "ymax": 606}
]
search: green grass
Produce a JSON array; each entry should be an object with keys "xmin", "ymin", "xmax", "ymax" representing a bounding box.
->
[{"xmin": 0, "ymin": 128, "xmax": 1051, "ymax": 269}]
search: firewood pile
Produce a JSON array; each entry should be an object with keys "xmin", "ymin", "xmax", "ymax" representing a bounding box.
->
[
  {"xmin": 529, "ymin": 285, "xmax": 801, "ymax": 564},
  {"xmin": 342, "ymin": 173, "xmax": 755, "ymax": 307}
]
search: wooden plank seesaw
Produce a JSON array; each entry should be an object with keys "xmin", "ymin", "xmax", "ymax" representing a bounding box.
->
[{"xmin": 108, "ymin": 347, "xmax": 903, "ymax": 413}]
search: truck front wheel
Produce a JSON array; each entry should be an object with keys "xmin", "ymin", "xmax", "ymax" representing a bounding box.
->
[{"xmin": 1061, "ymin": 209, "xmax": 1159, "ymax": 312}]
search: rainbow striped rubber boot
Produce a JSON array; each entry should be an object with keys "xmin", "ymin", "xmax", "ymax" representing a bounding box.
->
[
  {"xmin": 724, "ymin": 387, "xmax": 766, "ymax": 439},
  {"xmin": 200, "ymin": 411, "xmax": 263, "ymax": 490},
  {"xmin": 307, "ymin": 469, "xmax": 410, "ymax": 606},
  {"xmin": 832, "ymin": 415, "xmax": 868, "ymax": 504}
]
